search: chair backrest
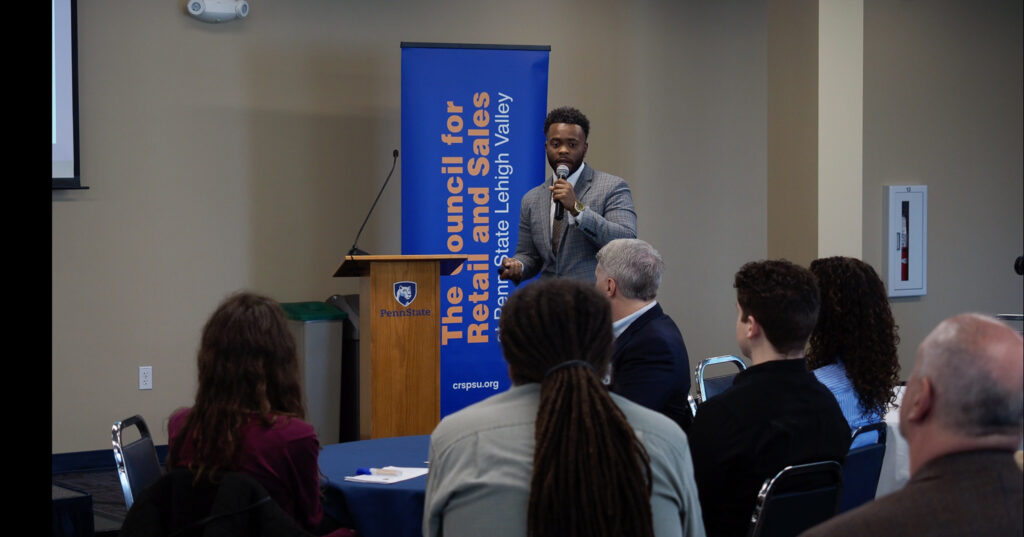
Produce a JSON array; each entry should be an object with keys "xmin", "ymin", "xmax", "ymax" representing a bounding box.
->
[
  {"xmin": 113, "ymin": 415, "xmax": 163, "ymax": 509},
  {"xmin": 838, "ymin": 421, "xmax": 888, "ymax": 513},
  {"xmin": 119, "ymin": 468, "xmax": 312, "ymax": 537},
  {"xmin": 747, "ymin": 460, "xmax": 843, "ymax": 537},
  {"xmin": 686, "ymin": 394, "xmax": 699, "ymax": 417},
  {"xmin": 695, "ymin": 355, "xmax": 747, "ymax": 402}
]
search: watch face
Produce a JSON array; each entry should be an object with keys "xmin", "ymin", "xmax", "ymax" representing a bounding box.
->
[{"xmin": 575, "ymin": 201, "xmax": 585, "ymax": 212}]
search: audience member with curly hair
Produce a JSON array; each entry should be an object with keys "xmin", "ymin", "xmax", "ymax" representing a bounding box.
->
[
  {"xmin": 807, "ymin": 256, "xmax": 901, "ymax": 447},
  {"xmin": 166, "ymin": 291, "xmax": 348, "ymax": 536}
]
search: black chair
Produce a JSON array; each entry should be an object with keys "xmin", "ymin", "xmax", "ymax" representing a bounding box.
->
[
  {"xmin": 686, "ymin": 393, "xmax": 699, "ymax": 417},
  {"xmin": 747, "ymin": 460, "xmax": 843, "ymax": 537},
  {"xmin": 695, "ymin": 355, "xmax": 747, "ymax": 403},
  {"xmin": 838, "ymin": 422, "xmax": 887, "ymax": 513},
  {"xmin": 112, "ymin": 415, "xmax": 163, "ymax": 509},
  {"xmin": 119, "ymin": 468, "xmax": 312, "ymax": 537}
]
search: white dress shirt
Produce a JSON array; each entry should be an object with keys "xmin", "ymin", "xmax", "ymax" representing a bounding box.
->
[{"xmin": 549, "ymin": 162, "xmax": 587, "ymax": 233}]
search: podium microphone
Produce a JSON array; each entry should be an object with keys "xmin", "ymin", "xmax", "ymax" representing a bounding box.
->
[
  {"xmin": 348, "ymin": 149, "xmax": 399, "ymax": 256},
  {"xmin": 553, "ymin": 164, "xmax": 570, "ymax": 221}
]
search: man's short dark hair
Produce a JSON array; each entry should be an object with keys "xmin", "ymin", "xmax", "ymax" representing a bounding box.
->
[
  {"xmin": 734, "ymin": 259, "xmax": 820, "ymax": 354},
  {"xmin": 544, "ymin": 106, "xmax": 590, "ymax": 139}
]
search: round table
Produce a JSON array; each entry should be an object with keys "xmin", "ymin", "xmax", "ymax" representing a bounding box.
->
[{"xmin": 319, "ymin": 435, "xmax": 430, "ymax": 537}]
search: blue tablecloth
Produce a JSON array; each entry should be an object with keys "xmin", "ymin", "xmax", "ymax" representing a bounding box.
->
[{"xmin": 319, "ymin": 435, "xmax": 430, "ymax": 537}]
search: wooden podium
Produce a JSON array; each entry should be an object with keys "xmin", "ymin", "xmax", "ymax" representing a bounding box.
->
[{"xmin": 334, "ymin": 254, "xmax": 467, "ymax": 438}]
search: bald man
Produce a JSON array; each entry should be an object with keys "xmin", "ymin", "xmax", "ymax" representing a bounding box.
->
[{"xmin": 800, "ymin": 313, "xmax": 1024, "ymax": 537}]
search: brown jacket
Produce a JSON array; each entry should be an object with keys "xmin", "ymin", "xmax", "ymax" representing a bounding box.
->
[{"xmin": 800, "ymin": 450, "xmax": 1023, "ymax": 537}]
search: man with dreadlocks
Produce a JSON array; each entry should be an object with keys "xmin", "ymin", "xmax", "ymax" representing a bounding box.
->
[{"xmin": 423, "ymin": 278, "xmax": 705, "ymax": 537}]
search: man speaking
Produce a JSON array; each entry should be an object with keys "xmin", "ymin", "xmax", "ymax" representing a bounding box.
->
[{"xmin": 499, "ymin": 106, "xmax": 637, "ymax": 283}]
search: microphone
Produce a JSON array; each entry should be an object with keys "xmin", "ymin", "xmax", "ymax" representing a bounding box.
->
[
  {"xmin": 554, "ymin": 164, "xmax": 569, "ymax": 221},
  {"xmin": 348, "ymin": 149, "xmax": 399, "ymax": 256}
]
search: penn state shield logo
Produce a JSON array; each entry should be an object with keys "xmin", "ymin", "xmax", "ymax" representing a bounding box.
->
[{"xmin": 393, "ymin": 281, "xmax": 417, "ymax": 307}]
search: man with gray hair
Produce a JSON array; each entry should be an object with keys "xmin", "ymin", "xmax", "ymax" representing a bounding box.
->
[
  {"xmin": 596, "ymin": 238, "xmax": 693, "ymax": 431},
  {"xmin": 800, "ymin": 313, "xmax": 1024, "ymax": 537}
]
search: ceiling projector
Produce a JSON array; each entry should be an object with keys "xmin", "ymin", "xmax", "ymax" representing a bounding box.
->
[{"xmin": 186, "ymin": 0, "xmax": 249, "ymax": 23}]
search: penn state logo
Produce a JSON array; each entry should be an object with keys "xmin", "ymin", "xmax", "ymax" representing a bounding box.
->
[{"xmin": 393, "ymin": 281, "xmax": 417, "ymax": 307}]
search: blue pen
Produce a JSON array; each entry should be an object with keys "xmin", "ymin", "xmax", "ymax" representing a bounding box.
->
[{"xmin": 356, "ymin": 467, "xmax": 402, "ymax": 476}]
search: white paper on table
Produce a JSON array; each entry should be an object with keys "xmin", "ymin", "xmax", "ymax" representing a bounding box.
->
[{"xmin": 343, "ymin": 466, "xmax": 429, "ymax": 484}]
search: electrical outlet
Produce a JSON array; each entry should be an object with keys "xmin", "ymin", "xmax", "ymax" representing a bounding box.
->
[{"xmin": 139, "ymin": 366, "xmax": 153, "ymax": 390}]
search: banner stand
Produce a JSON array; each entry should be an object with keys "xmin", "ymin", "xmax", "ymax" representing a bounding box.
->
[{"xmin": 401, "ymin": 42, "xmax": 551, "ymax": 418}]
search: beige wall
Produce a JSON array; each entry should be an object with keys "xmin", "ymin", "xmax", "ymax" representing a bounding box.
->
[
  {"xmin": 767, "ymin": 0, "xmax": 818, "ymax": 266},
  {"xmin": 52, "ymin": 1, "xmax": 769, "ymax": 453},
  {"xmin": 818, "ymin": 0, "xmax": 863, "ymax": 259},
  {"xmin": 862, "ymin": 0, "xmax": 1024, "ymax": 374},
  {"xmin": 53, "ymin": 1, "xmax": 1023, "ymax": 453}
]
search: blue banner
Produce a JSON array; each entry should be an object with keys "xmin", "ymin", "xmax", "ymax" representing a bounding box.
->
[{"xmin": 401, "ymin": 43, "xmax": 550, "ymax": 417}]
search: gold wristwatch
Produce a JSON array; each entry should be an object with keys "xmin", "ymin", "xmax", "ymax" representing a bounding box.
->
[{"xmin": 573, "ymin": 200, "xmax": 586, "ymax": 215}]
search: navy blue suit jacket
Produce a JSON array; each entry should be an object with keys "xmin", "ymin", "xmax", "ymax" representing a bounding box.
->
[{"xmin": 609, "ymin": 303, "xmax": 693, "ymax": 432}]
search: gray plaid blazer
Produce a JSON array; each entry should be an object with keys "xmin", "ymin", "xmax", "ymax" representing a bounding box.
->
[{"xmin": 512, "ymin": 164, "xmax": 637, "ymax": 281}]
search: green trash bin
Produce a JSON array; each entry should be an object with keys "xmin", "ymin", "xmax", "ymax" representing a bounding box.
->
[{"xmin": 281, "ymin": 302, "xmax": 347, "ymax": 445}]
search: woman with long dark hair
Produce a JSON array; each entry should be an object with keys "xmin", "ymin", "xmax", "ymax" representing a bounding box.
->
[
  {"xmin": 807, "ymin": 257, "xmax": 901, "ymax": 447},
  {"xmin": 423, "ymin": 278, "xmax": 704, "ymax": 537},
  {"xmin": 166, "ymin": 291, "xmax": 339, "ymax": 535}
]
